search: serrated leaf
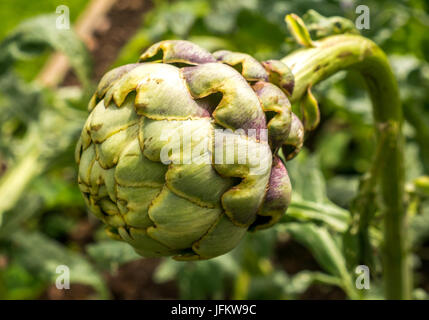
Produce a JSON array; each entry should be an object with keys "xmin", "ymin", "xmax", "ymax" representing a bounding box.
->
[
  {"xmin": 279, "ymin": 223, "xmax": 346, "ymax": 276},
  {"xmin": 277, "ymin": 222, "xmax": 358, "ymax": 299}
]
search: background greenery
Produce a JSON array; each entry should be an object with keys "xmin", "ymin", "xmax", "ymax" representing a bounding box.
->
[{"xmin": 0, "ymin": 0, "xmax": 428, "ymax": 299}]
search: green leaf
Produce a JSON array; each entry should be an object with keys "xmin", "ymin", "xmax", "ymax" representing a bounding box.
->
[
  {"xmin": 0, "ymin": 148, "xmax": 40, "ymax": 226},
  {"xmin": 286, "ymin": 151, "xmax": 327, "ymax": 203},
  {"xmin": 0, "ymin": 194, "xmax": 42, "ymax": 238},
  {"xmin": 414, "ymin": 176, "xmax": 429, "ymax": 197},
  {"xmin": 0, "ymin": 15, "xmax": 92, "ymax": 86},
  {"xmin": 0, "ymin": 262, "xmax": 46, "ymax": 299},
  {"xmin": 302, "ymin": 9, "xmax": 359, "ymax": 39},
  {"xmin": 410, "ymin": 200, "xmax": 429, "ymax": 247},
  {"xmin": 10, "ymin": 231, "xmax": 108, "ymax": 298},
  {"xmin": 278, "ymin": 222, "xmax": 358, "ymax": 299},
  {"xmin": 285, "ymin": 14, "xmax": 314, "ymax": 48},
  {"xmin": 154, "ymin": 254, "xmax": 239, "ymax": 299},
  {"xmin": 247, "ymin": 269, "xmax": 342, "ymax": 299},
  {"xmin": 32, "ymin": 174, "xmax": 84, "ymax": 209},
  {"xmin": 327, "ymin": 175, "xmax": 359, "ymax": 208},
  {"xmin": 245, "ymin": 270, "xmax": 288, "ymax": 299},
  {"xmin": 300, "ymin": 87, "xmax": 320, "ymax": 131},
  {"xmin": 87, "ymin": 240, "xmax": 141, "ymax": 271},
  {"xmin": 287, "ymin": 200, "xmax": 351, "ymax": 232},
  {"xmin": 286, "ymin": 270, "xmax": 342, "ymax": 296},
  {"xmin": 279, "ymin": 223, "xmax": 345, "ymax": 276},
  {"xmin": 153, "ymin": 259, "xmax": 179, "ymax": 283}
]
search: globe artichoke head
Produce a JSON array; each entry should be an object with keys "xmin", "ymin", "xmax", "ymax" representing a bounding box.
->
[{"xmin": 75, "ymin": 40, "xmax": 304, "ymax": 260}]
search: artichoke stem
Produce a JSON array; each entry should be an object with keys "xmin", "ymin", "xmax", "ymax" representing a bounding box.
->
[{"xmin": 282, "ymin": 35, "xmax": 410, "ymax": 299}]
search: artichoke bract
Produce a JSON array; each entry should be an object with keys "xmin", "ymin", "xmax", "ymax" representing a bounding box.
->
[{"xmin": 75, "ymin": 40, "xmax": 304, "ymax": 260}]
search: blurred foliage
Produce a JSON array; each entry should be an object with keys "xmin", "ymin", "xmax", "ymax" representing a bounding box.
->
[
  {"xmin": 0, "ymin": 0, "xmax": 90, "ymax": 80},
  {"xmin": 0, "ymin": 0, "xmax": 429, "ymax": 300}
]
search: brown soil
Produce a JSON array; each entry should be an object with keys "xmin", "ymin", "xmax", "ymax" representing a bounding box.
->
[
  {"xmin": 40, "ymin": 283, "xmax": 96, "ymax": 300},
  {"xmin": 106, "ymin": 259, "xmax": 178, "ymax": 299},
  {"xmin": 41, "ymin": 259, "xmax": 178, "ymax": 300}
]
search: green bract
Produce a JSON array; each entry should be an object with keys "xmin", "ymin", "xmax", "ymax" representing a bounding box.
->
[{"xmin": 75, "ymin": 40, "xmax": 304, "ymax": 260}]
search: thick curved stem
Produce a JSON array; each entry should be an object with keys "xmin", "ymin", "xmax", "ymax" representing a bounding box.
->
[{"xmin": 282, "ymin": 35, "xmax": 410, "ymax": 299}]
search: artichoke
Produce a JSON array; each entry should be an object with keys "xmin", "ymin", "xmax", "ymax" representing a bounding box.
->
[{"xmin": 75, "ymin": 40, "xmax": 304, "ymax": 260}]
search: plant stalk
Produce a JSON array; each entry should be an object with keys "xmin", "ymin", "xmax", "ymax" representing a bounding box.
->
[
  {"xmin": 0, "ymin": 147, "xmax": 41, "ymax": 226},
  {"xmin": 282, "ymin": 34, "xmax": 410, "ymax": 299}
]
